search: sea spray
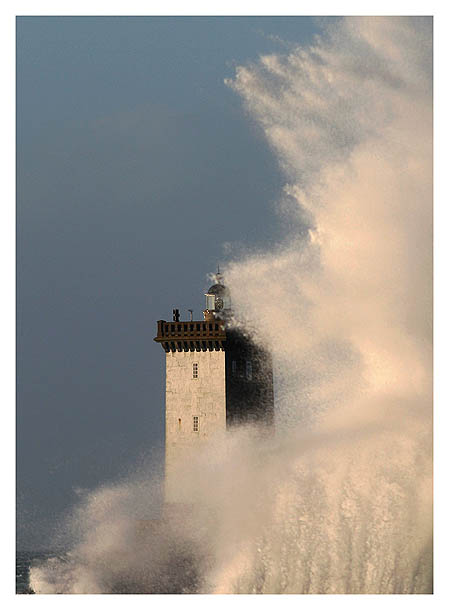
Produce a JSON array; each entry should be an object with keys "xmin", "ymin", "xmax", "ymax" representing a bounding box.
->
[
  {"xmin": 30, "ymin": 16, "xmax": 432, "ymax": 594},
  {"xmin": 30, "ymin": 422, "xmax": 432, "ymax": 593}
]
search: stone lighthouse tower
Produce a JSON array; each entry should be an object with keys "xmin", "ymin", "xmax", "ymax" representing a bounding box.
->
[{"xmin": 154, "ymin": 272, "xmax": 274, "ymax": 504}]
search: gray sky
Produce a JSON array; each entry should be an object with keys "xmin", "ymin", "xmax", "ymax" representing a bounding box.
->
[{"xmin": 17, "ymin": 16, "xmax": 323, "ymax": 549}]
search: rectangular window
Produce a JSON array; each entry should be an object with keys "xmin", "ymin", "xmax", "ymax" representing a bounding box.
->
[
  {"xmin": 193, "ymin": 416, "xmax": 199, "ymax": 432},
  {"xmin": 246, "ymin": 360, "xmax": 252, "ymax": 380},
  {"xmin": 232, "ymin": 360, "xmax": 237, "ymax": 375},
  {"xmin": 192, "ymin": 363, "xmax": 198, "ymax": 378}
]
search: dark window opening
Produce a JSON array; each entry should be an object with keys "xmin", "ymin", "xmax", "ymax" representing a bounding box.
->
[{"xmin": 246, "ymin": 360, "xmax": 253, "ymax": 380}]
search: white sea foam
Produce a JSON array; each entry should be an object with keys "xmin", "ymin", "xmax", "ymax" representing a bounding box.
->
[{"xmin": 30, "ymin": 16, "xmax": 432, "ymax": 594}]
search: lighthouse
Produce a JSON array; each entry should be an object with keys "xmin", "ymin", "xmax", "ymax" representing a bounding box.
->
[{"xmin": 154, "ymin": 272, "xmax": 274, "ymax": 504}]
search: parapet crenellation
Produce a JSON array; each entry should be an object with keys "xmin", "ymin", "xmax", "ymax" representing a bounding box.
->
[{"xmin": 154, "ymin": 319, "xmax": 227, "ymax": 352}]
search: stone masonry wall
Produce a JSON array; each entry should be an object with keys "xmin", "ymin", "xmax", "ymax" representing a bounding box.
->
[{"xmin": 165, "ymin": 350, "xmax": 226, "ymax": 503}]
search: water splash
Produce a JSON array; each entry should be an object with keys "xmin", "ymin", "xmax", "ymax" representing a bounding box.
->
[{"xmin": 30, "ymin": 16, "xmax": 432, "ymax": 594}]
